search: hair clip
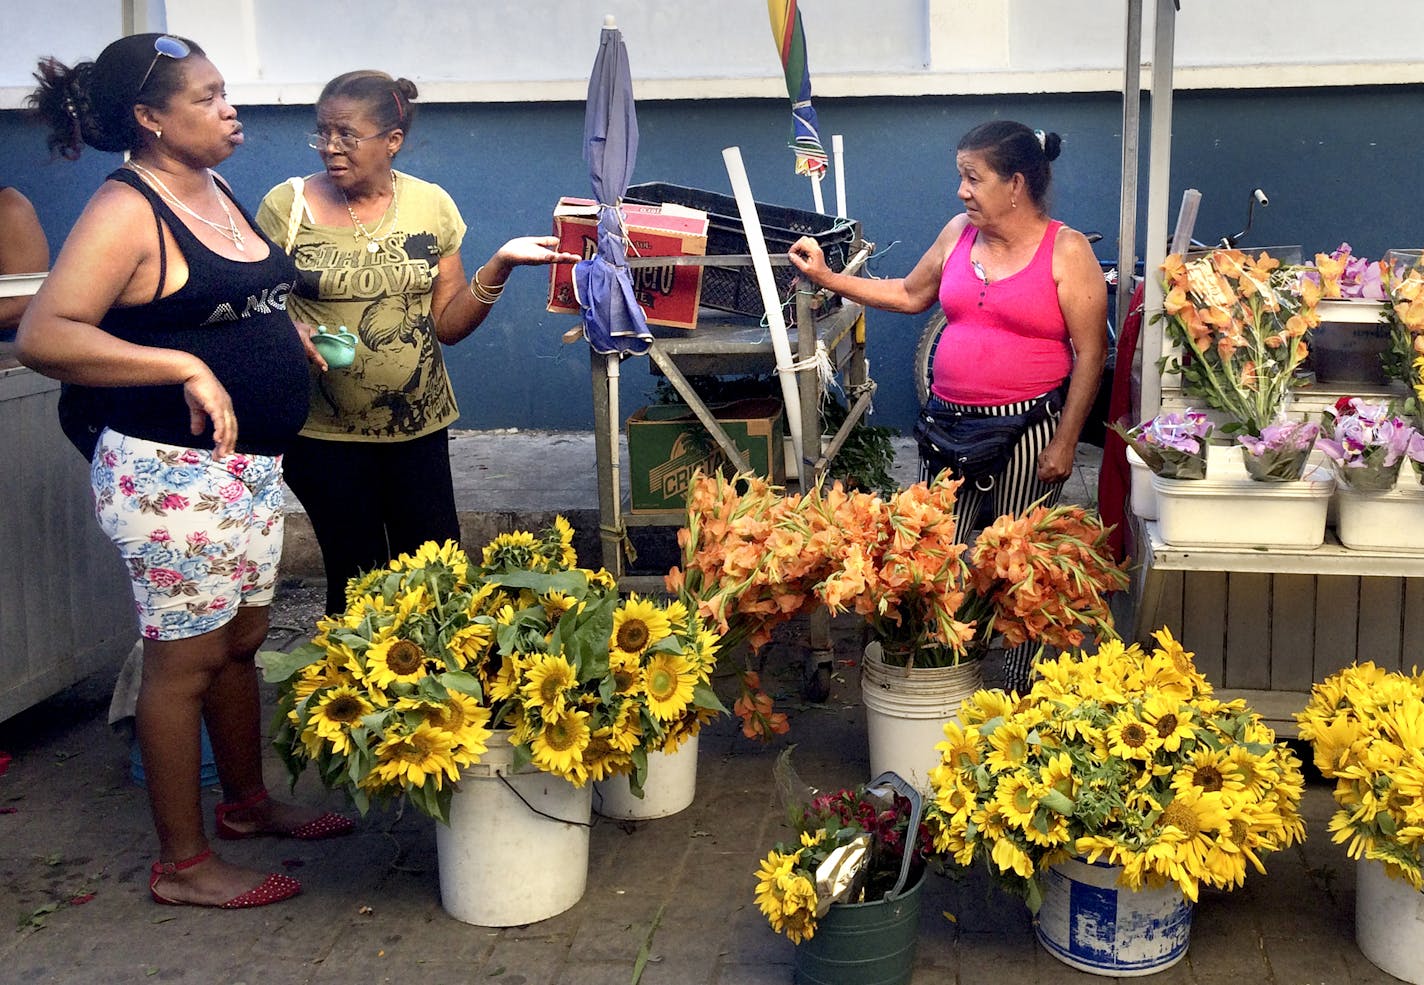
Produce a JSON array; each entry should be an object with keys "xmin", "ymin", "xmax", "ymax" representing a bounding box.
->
[
  {"xmin": 1033, "ymin": 128, "xmax": 1047, "ymax": 151},
  {"xmin": 63, "ymin": 97, "xmax": 78, "ymax": 121}
]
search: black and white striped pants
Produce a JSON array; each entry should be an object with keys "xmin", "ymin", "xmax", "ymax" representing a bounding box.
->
[{"xmin": 918, "ymin": 390, "xmax": 1066, "ymax": 694}]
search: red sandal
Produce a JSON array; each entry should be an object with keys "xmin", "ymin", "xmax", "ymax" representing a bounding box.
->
[
  {"xmin": 149, "ymin": 849, "xmax": 302, "ymax": 909},
  {"xmin": 215, "ymin": 789, "xmax": 355, "ymax": 841}
]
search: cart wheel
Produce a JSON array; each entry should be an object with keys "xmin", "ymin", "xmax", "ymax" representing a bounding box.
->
[
  {"xmin": 802, "ymin": 659, "xmax": 832, "ymax": 703},
  {"xmin": 913, "ymin": 312, "xmax": 946, "ymax": 408}
]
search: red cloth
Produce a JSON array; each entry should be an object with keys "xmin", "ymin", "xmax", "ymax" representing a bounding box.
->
[{"xmin": 1098, "ymin": 281, "xmax": 1146, "ymax": 562}]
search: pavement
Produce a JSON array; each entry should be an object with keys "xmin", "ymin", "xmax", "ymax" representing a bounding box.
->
[{"xmin": 0, "ymin": 432, "xmax": 1389, "ymax": 985}]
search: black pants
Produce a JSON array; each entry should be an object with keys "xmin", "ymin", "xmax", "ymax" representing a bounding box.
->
[{"xmin": 282, "ymin": 429, "xmax": 459, "ymax": 615}]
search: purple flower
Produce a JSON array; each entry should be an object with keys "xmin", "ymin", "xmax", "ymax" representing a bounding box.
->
[
  {"xmin": 1139, "ymin": 410, "xmax": 1213, "ymax": 454},
  {"xmin": 1238, "ymin": 420, "xmax": 1320, "ymax": 456},
  {"xmin": 1319, "ymin": 399, "xmax": 1422, "ymax": 468}
]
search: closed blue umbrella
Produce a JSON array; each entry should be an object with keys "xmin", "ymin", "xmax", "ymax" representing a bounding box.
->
[{"xmin": 573, "ymin": 16, "xmax": 651, "ymax": 356}]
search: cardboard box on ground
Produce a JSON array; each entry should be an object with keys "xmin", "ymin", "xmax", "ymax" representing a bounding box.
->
[
  {"xmin": 627, "ymin": 398, "xmax": 785, "ymax": 513},
  {"xmin": 547, "ymin": 198, "xmax": 709, "ymax": 330}
]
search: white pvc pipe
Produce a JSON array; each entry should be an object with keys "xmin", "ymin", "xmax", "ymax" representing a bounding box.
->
[
  {"xmin": 810, "ymin": 174, "xmax": 825, "ymax": 214},
  {"xmin": 722, "ymin": 146, "xmax": 805, "ymax": 477},
  {"xmin": 832, "ymin": 134, "xmax": 847, "ymax": 218}
]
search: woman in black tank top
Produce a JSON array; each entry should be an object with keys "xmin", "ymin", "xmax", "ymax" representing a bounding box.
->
[{"xmin": 20, "ymin": 35, "xmax": 348, "ymax": 911}]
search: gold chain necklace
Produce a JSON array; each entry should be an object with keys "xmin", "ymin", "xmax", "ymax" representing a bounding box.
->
[
  {"xmin": 127, "ymin": 161, "xmax": 245, "ymax": 252},
  {"xmin": 340, "ymin": 172, "xmax": 399, "ymax": 253}
]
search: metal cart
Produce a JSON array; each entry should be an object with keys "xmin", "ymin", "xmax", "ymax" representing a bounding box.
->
[{"xmin": 586, "ymin": 244, "xmax": 875, "ymax": 696}]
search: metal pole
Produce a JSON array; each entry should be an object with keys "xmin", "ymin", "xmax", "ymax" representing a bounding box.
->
[
  {"xmin": 1117, "ymin": 0, "xmax": 1143, "ymax": 343},
  {"xmin": 1139, "ymin": 0, "xmax": 1177, "ymax": 421}
]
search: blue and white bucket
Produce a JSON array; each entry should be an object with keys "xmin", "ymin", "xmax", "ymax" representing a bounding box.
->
[{"xmin": 1034, "ymin": 857, "xmax": 1193, "ymax": 977}]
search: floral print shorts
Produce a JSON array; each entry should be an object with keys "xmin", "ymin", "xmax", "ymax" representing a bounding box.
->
[{"xmin": 92, "ymin": 429, "xmax": 286, "ymax": 641}]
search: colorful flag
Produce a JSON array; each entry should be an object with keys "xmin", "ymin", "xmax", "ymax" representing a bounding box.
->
[{"xmin": 767, "ymin": 0, "xmax": 828, "ymax": 178}]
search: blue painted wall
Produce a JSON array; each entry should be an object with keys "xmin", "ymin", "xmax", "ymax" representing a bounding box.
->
[{"xmin": 3, "ymin": 84, "xmax": 1420, "ymax": 431}]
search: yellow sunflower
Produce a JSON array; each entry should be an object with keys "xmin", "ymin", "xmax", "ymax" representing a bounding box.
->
[
  {"xmin": 1106, "ymin": 710, "xmax": 1161, "ymax": 762},
  {"xmin": 482, "ymin": 530, "xmax": 539, "ymax": 569},
  {"xmin": 368, "ymin": 722, "xmax": 460, "ymax": 792},
  {"xmin": 983, "ymin": 722, "xmax": 1033, "ymax": 773},
  {"xmin": 608, "ymin": 651, "xmax": 646, "ymax": 697},
  {"xmin": 364, "ymin": 637, "xmax": 429, "ymax": 690},
  {"xmin": 607, "ymin": 700, "xmax": 643, "ymax": 753},
  {"xmin": 643, "ymin": 652, "xmax": 695, "ymax": 721},
  {"xmin": 1141, "ymin": 694, "xmax": 1197, "ymax": 752},
  {"xmin": 530, "ymin": 707, "xmax": 592, "ymax": 780},
  {"xmin": 520, "ymin": 653, "xmax": 579, "ymax": 714},
  {"xmin": 611, "ymin": 596, "xmax": 672, "ymax": 658},
  {"xmin": 753, "ymin": 851, "xmax": 819, "ymax": 944},
  {"xmin": 307, "ymin": 685, "xmax": 374, "ymax": 756}
]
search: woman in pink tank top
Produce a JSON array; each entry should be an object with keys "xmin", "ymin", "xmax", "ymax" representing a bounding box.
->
[{"xmin": 789, "ymin": 120, "xmax": 1108, "ymax": 693}]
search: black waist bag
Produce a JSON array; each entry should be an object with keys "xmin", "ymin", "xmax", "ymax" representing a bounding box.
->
[
  {"xmin": 58, "ymin": 383, "xmax": 106, "ymax": 462},
  {"xmin": 913, "ymin": 381, "xmax": 1067, "ymax": 488}
]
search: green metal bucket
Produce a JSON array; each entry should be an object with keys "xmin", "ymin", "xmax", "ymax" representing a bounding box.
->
[{"xmin": 792, "ymin": 772, "xmax": 926, "ymax": 985}]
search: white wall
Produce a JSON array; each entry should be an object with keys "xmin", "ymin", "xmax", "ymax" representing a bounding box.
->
[{"xmin": 4, "ymin": 0, "xmax": 1423, "ymax": 108}]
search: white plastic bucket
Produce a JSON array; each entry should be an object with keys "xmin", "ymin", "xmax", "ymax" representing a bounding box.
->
[
  {"xmin": 861, "ymin": 642, "xmax": 983, "ymax": 791},
  {"xmin": 1126, "ymin": 447, "xmax": 1157, "ymax": 520},
  {"xmin": 1335, "ymin": 485, "xmax": 1424, "ymax": 553},
  {"xmin": 1152, "ymin": 465, "xmax": 1333, "ymax": 549},
  {"xmin": 1356, "ymin": 858, "xmax": 1424, "ymax": 984},
  {"xmin": 594, "ymin": 733, "xmax": 699, "ymax": 820},
  {"xmin": 436, "ymin": 731, "xmax": 592, "ymax": 926},
  {"xmin": 1035, "ymin": 857, "xmax": 1193, "ymax": 977}
]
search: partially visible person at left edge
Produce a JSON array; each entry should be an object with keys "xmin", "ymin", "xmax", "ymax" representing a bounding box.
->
[
  {"xmin": 0, "ymin": 184, "xmax": 50, "ymax": 336},
  {"xmin": 19, "ymin": 33, "xmax": 353, "ymax": 911}
]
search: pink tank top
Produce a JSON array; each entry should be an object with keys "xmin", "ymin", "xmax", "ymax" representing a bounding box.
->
[{"xmin": 931, "ymin": 220, "xmax": 1072, "ymax": 405}]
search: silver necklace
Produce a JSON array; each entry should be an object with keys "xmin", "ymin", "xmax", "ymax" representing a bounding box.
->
[
  {"xmin": 128, "ymin": 161, "xmax": 245, "ymax": 252},
  {"xmin": 340, "ymin": 172, "xmax": 399, "ymax": 253}
]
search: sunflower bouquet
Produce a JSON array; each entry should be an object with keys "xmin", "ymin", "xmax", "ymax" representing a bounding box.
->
[
  {"xmin": 754, "ymin": 773, "xmax": 934, "ymax": 943},
  {"xmin": 923, "ymin": 628, "xmax": 1306, "ymax": 912},
  {"xmin": 260, "ymin": 521, "xmax": 724, "ymax": 822},
  {"xmin": 1158, "ymin": 249, "xmax": 1322, "ymax": 435},
  {"xmin": 1295, "ymin": 662, "xmax": 1424, "ymax": 890}
]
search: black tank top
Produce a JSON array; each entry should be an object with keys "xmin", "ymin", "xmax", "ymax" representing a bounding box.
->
[{"xmin": 95, "ymin": 168, "xmax": 309, "ymax": 456}]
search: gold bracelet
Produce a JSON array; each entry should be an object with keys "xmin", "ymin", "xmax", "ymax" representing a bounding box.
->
[{"xmin": 468, "ymin": 265, "xmax": 507, "ymax": 305}]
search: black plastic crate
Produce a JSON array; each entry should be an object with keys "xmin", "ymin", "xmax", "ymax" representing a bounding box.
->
[{"xmin": 624, "ymin": 182, "xmax": 860, "ymax": 318}]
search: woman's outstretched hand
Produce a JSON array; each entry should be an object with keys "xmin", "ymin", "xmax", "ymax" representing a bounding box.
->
[{"xmin": 495, "ymin": 236, "xmax": 581, "ymax": 268}]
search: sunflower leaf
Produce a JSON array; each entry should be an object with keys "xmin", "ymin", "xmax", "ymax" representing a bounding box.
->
[{"xmin": 257, "ymin": 643, "xmax": 324, "ymax": 683}]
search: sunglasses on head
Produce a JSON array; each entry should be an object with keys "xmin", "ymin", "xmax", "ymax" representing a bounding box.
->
[{"xmin": 137, "ymin": 35, "xmax": 191, "ymax": 96}]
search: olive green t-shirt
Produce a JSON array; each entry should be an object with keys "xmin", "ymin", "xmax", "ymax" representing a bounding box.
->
[{"xmin": 256, "ymin": 171, "xmax": 466, "ymax": 441}]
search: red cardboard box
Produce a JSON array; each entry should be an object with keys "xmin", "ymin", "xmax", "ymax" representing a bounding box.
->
[{"xmin": 547, "ymin": 197, "xmax": 708, "ymax": 330}]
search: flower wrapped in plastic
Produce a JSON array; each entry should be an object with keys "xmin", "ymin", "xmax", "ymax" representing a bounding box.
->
[
  {"xmin": 1236, "ymin": 419, "xmax": 1320, "ymax": 482},
  {"xmin": 1111, "ymin": 410, "xmax": 1213, "ymax": 479},
  {"xmin": 924, "ymin": 629, "xmax": 1307, "ymax": 912},
  {"xmin": 753, "ymin": 758, "xmax": 935, "ymax": 943},
  {"xmin": 1300, "ymin": 242, "xmax": 1386, "ymax": 300},
  {"xmin": 260, "ymin": 520, "xmax": 725, "ymax": 823},
  {"xmin": 1382, "ymin": 249, "xmax": 1424, "ymax": 423},
  {"xmin": 1316, "ymin": 396, "xmax": 1424, "ymax": 492},
  {"xmin": 1157, "ymin": 249, "xmax": 1321, "ymax": 435},
  {"xmin": 1295, "ymin": 661, "xmax": 1424, "ymax": 890}
]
